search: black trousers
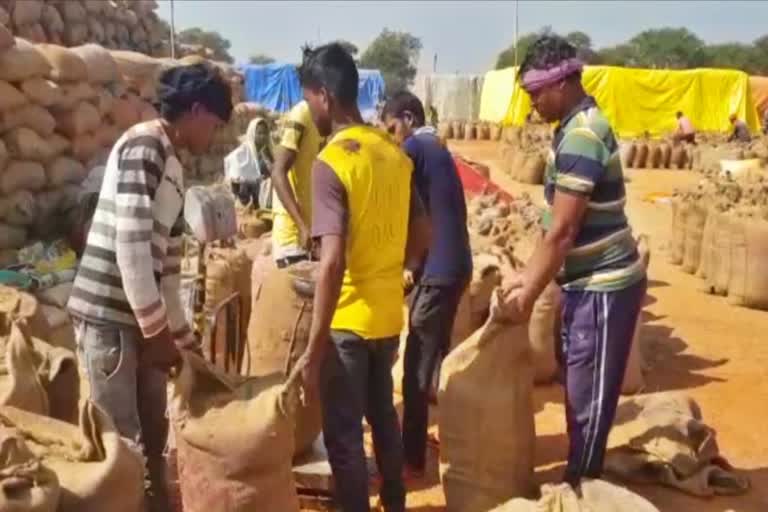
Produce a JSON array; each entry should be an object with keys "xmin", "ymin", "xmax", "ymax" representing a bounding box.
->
[{"xmin": 402, "ymin": 279, "xmax": 466, "ymax": 470}]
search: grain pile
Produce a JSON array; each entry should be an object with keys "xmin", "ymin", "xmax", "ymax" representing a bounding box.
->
[
  {"xmin": 438, "ymin": 120, "xmax": 502, "ymax": 142},
  {"xmin": 497, "ymin": 125, "xmax": 551, "ymax": 185},
  {"xmin": 1, "ymin": 0, "xmax": 169, "ymax": 56},
  {"xmin": 0, "ymin": 39, "xmax": 136, "ymax": 250},
  {"xmin": 668, "ymin": 168, "xmax": 768, "ymax": 310}
]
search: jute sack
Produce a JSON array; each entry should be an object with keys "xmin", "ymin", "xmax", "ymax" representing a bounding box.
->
[
  {"xmin": 681, "ymin": 201, "xmax": 707, "ymax": 274},
  {"xmin": 95, "ymin": 88, "xmax": 115, "ymax": 117},
  {"xmin": 696, "ymin": 206, "xmax": 718, "ymax": 280},
  {"xmin": 56, "ymin": 0, "xmax": 87, "ymax": 23},
  {"xmin": 46, "ymin": 156, "xmax": 86, "ymax": 186},
  {"xmin": 620, "ymin": 235, "xmax": 650, "ymax": 395},
  {"xmin": 528, "ymin": 282, "xmax": 561, "ymax": 385},
  {"xmin": 490, "ymin": 479, "xmax": 660, "ymax": 512},
  {"xmin": 19, "ymin": 77, "xmax": 61, "ymax": 107},
  {"xmin": 660, "ymin": 143, "xmax": 672, "ymax": 169},
  {"xmin": 439, "ymin": 292, "xmax": 537, "ymax": 512},
  {"xmin": 451, "ymin": 120, "xmax": 464, "ymax": 140},
  {"xmin": 36, "ymin": 44, "xmax": 86, "ymax": 82},
  {"xmin": 0, "ymin": 39, "xmax": 51, "ymax": 82},
  {"xmin": 634, "ymin": 143, "xmax": 649, "ymax": 169},
  {"xmin": 71, "ymin": 44, "xmax": 119, "ymax": 84},
  {"xmin": 489, "ymin": 123, "xmax": 502, "ymax": 141},
  {"xmin": 518, "ymin": 152, "xmax": 546, "ymax": 184},
  {"xmin": 727, "ymin": 218, "xmax": 768, "ymax": 309},
  {"xmin": 4, "ymin": 127, "xmax": 55, "ymax": 163},
  {"xmin": 0, "ymin": 139, "xmax": 7, "ymax": 171},
  {"xmin": 0, "ymin": 81, "xmax": 28, "ymax": 112},
  {"xmin": 648, "ymin": 143, "xmax": 662, "ymax": 169},
  {"xmin": 437, "ymin": 121, "xmax": 453, "ymax": 140},
  {"xmin": 11, "ymin": 0, "xmax": 43, "ymax": 28},
  {"xmin": 171, "ymin": 352, "xmax": 301, "ymax": 512},
  {"xmin": 96, "ymin": 122, "xmax": 121, "ymax": 148},
  {"xmin": 467, "ymin": 252, "xmax": 505, "ymax": 328},
  {"xmin": 246, "ymin": 260, "xmax": 321, "ymax": 456},
  {"xmin": 620, "ymin": 142, "xmax": 636, "ymax": 169},
  {"xmin": 0, "ymin": 403, "xmax": 145, "ymax": 512},
  {"xmin": 15, "ymin": 23, "xmax": 47, "ymax": 44},
  {"xmin": 41, "ymin": 3, "xmax": 64, "ymax": 36},
  {"xmin": 463, "ymin": 122, "xmax": 476, "ymax": 141},
  {"xmin": 71, "ymin": 132, "xmax": 100, "ymax": 163},
  {"xmin": 109, "ymin": 94, "xmax": 142, "ymax": 128},
  {"xmin": 671, "ymin": 145, "xmax": 688, "ymax": 169},
  {"xmin": 667, "ymin": 197, "xmax": 688, "ymax": 265},
  {"xmin": 56, "ymin": 82, "xmax": 96, "ymax": 110},
  {"xmin": 0, "ymin": 223, "xmax": 27, "ymax": 250},
  {"xmin": 48, "ymin": 133, "xmax": 71, "ymax": 157},
  {"xmin": 0, "ymin": 103, "xmax": 56, "ymax": 136},
  {"xmin": 53, "ymin": 101, "xmax": 101, "ymax": 138},
  {"xmin": 712, "ymin": 211, "xmax": 735, "ymax": 296},
  {"xmin": 1, "ymin": 161, "xmax": 46, "ymax": 195},
  {"xmin": 0, "ymin": 427, "xmax": 60, "ymax": 512}
]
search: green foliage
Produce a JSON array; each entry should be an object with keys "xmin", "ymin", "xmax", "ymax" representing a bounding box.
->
[
  {"xmin": 359, "ymin": 29, "xmax": 422, "ymax": 93},
  {"xmin": 624, "ymin": 28, "xmax": 708, "ymax": 69},
  {"xmin": 706, "ymin": 43, "xmax": 757, "ymax": 74},
  {"xmin": 178, "ymin": 27, "xmax": 234, "ymax": 63},
  {"xmin": 249, "ymin": 53, "xmax": 275, "ymax": 65}
]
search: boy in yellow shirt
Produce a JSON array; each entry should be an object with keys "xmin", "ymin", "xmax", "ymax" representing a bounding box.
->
[{"xmin": 295, "ymin": 43, "xmax": 429, "ymax": 512}]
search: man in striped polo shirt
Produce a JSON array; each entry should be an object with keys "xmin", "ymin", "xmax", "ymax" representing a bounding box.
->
[
  {"xmin": 67, "ymin": 64, "xmax": 232, "ymax": 511},
  {"xmin": 501, "ymin": 35, "xmax": 646, "ymax": 485}
]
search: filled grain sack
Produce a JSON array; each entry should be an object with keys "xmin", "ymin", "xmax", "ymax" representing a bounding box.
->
[
  {"xmin": 4, "ymin": 127, "xmax": 54, "ymax": 163},
  {"xmin": 0, "ymin": 139, "xmax": 6, "ymax": 171},
  {"xmin": 171, "ymin": 352, "xmax": 301, "ymax": 512},
  {"xmin": 36, "ymin": 43, "xmax": 87, "ymax": 82},
  {"xmin": 83, "ymin": 0, "xmax": 105, "ymax": 15},
  {"xmin": 53, "ymin": 101, "xmax": 101, "ymax": 138},
  {"xmin": 45, "ymin": 156, "xmax": 86, "ymax": 186},
  {"xmin": 660, "ymin": 143, "xmax": 672, "ymax": 169},
  {"xmin": 528, "ymin": 282, "xmax": 560, "ymax": 384},
  {"xmin": 71, "ymin": 44, "xmax": 119, "ymax": 84},
  {"xmin": 246, "ymin": 260, "xmax": 321, "ymax": 456},
  {"xmin": 56, "ymin": 81, "xmax": 96, "ymax": 110},
  {"xmin": 437, "ymin": 121, "xmax": 453, "ymax": 140},
  {"xmin": 681, "ymin": 201, "xmax": 707, "ymax": 274},
  {"xmin": 1, "ymin": 161, "xmax": 46, "ymax": 194},
  {"xmin": 451, "ymin": 120, "xmax": 464, "ymax": 140},
  {"xmin": 0, "ymin": 39, "xmax": 51, "ymax": 82},
  {"xmin": 109, "ymin": 94, "xmax": 141, "ymax": 128},
  {"xmin": 56, "ymin": 0, "xmax": 87, "ymax": 23},
  {"xmin": 0, "ymin": 80, "xmax": 28, "ymax": 111},
  {"xmin": 0, "ymin": 403, "xmax": 145, "ymax": 512},
  {"xmin": 696, "ymin": 206, "xmax": 718, "ymax": 281},
  {"xmin": 634, "ymin": 143, "xmax": 649, "ymax": 169},
  {"xmin": 96, "ymin": 122, "xmax": 121, "ymax": 148},
  {"xmin": 439, "ymin": 292, "xmax": 537, "ymax": 512},
  {"xmin": 667, "ymin": 196, "xmax": 688, "ymax": 265},
  {"xmin": 2, "ymin": 190, "xmax": 38, "ymax": 226},
  {"xmin": 1, "ymin": 286, "xmax": 80, "ymax": 423},
  {"xmin": 0, "ymin": 103, "xmax": 56, "ymax": 136},
  {"xmin": 11, "ymin": 0, "xmax": 43, "ymax": 28},
  {"xmin": 605, "ymin": 393, "xmax": 750, "ymax": 497},
  {"xmin": 671, "ymin": 145, "xmax": 688, "ymax": 169},
  {"xmin": 71, "ymin": 132, "xmax": 100, "ymax": 163},
  {"xmin": 95, "ymin": 88, "xmax": 115, "ymax": 117},
  {"xmin": 48, "ymin": 133, "xmax": 71, "ymax": 156},
  {"xmin": 648, "ymin": 143, "xmax": 662, "ymax": 169},
  {"xmin": 726, "ymin": 218, "xmax": 768, "ymax": 310},
  {"xmin": 0, "ymin": 223, "xmax": 27, "ymax": 250},
  {"xmin": 86, "ymin": 17, "xmax": 105, "ymax": 43},
  {"xmin": 463, "ymin": 122, "xmax": 475, "ymax": 141},
  {"xmin": 41, "ymin": 3, "xmax": 64, "ymax": 36},
  {"xmin": 0, "ymin": 426, "xmax": 60, "ymax": 512},
  {"xmin": 15, "ymin": 23, "xmax": 47, "ymax": 44},
  {"xmin": 0, "ymin": 19, "xmax": 12, "ymax": 51},
  {"xmin": 519, "ymin": 152, "xmax": 546, "ymax": 184},
  {"xmin": 620, "ymin": 142, "xmax": 637, "ymax": 169},
  {"xmin": 19, "ymin": 77, "xmax": 61, "ymax": 107},
  {"xmin": 490, "ymin": 480, "xmax": 660, "ymax": 512},
  {"xmin": 712, "ymin": 211, "xmax": 735, "ymax": 296}
]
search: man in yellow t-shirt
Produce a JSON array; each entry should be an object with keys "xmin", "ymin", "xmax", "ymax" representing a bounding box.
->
[
  {"xmin": 294, "ymin": 43, "xmax": 429, "ymax": 512},
  {"xmin": 271, "ymin": 99, "xmax": 322, "ymax": 266}
]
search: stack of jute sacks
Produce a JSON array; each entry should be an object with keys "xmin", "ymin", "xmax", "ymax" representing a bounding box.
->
[
  {"xmin": 689, "ymin": 138, "xmax": 768, "ymax": 175},
  {"xmin": 620, "ymin": 139, "xmax": 693, "ymax": 170},
  {"xmin": 0, "ymin": 38, "xmax": 133, "ymax": 252},
  {"xmin": 1, "ymin": 0, "xmax": 168, "ymax": 57},
  {"xmin": 437, "ymin": 119, "xmax": 503, "ymax": 142},
  {"xmin": 669, "ymin": 168, "xmax": 768, "ymax": 310},
  {"xmin": 498, "ymin": 124, "xmax": 551, "ymax": 185}
]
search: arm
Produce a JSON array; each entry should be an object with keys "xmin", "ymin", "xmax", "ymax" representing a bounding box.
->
[
  {"xmin": 271, "ymin": 146, "xmax": 307, "ymax": 230},
  {"xmin": 160, "ymin": 226, "xmax": 197, "ymax": 349},
  {"xmin": 114, "ymin": 138, "xmax": 169, "ymax": 339},
  {"xmin": 405, "ymin": 179, "xmax": 430, "ymax": 272}
]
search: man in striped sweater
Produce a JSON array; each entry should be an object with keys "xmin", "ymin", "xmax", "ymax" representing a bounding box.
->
[
  {"xmin": 67, "ymin": 64, "xmax": 232, "ymax": 511},
  {"xmin": 500, "ymin": 36, "xmax": 646, "ymax": 486}
]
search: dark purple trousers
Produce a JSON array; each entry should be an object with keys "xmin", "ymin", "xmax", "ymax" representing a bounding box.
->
[{"xmin": 559, "ymin": 278, "xmax": 647, "ymax": 485}]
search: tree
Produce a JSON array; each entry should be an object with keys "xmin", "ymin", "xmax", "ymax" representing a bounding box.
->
[
  {"xmin": 598, "ymin": 44, "xmax": 637, "ymax": 67},
  {"xmin": 565, "ymin": 31, "xmax": 601, "ymax": 64},
  {"xmin": 249, "ymin": 53, "xmax": 275, "ymax": 65},
  {"xmin": 359, "ymin": 29, "xmax": 422, "ymax": 93},
  {"xmin": 495, "ymin": 27, "xmax": 552, "ymax": 69},
  {"xmin": 706, "ymin": 43, "xmax": 758, "ymax": 74},
  {"xmin": 624, "ymin": 28, "xmax": 708, "ymax": 69},
  {"xmin": 178, "ymin": 27, "xmax": 234, "ymax": 63}
]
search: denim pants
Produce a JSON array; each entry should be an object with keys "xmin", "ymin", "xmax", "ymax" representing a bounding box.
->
[
  {"xmin": 75, "ymin": 320, "xmax": 170, "ymax": 512},
  {"xmin": 321, "ymin": 330, "xmax": 405, "ymax": 512},
  {"xmin": 402, "ymin": 280, "xmax": 466, "ymax": 470},
  {"xmin": 560, "ymin": 278, "xmax": 647, "ymax": 485}
]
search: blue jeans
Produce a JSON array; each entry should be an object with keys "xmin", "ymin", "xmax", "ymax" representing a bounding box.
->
[
  {"xmin": 321, "ymin": 330, "xmax": 405, "ymax": 512},
  {"xmin": 75, "ymin": 320, "xmax": 169, "ymax": 512}
]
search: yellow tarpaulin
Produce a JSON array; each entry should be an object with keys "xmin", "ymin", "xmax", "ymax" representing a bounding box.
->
[
  {"xmin": 478, "ymin": 67, "xmax": 518, "ymax": 123},
  {"xmin": 497, "ymin": 66, "xmax": 760, "ymax": 138},
  {"xmin": 749, "ymin": 76, "xmax": 768, "ymax": 118}
]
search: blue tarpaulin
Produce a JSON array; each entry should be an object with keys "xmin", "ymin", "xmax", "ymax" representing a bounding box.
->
[{"xmin": 241, "ymin": 63, "xmax": 386, "ymax": 117}]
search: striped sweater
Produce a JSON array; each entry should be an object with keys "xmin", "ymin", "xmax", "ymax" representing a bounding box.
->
[{"xmin": 68, "ymin": 120, "xmax": 195, "ymax": 348}]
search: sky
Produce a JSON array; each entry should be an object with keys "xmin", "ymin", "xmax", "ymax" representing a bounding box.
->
[{"xmin": 157, "ymin": 1, "xmax": 768, "ymax": 73}]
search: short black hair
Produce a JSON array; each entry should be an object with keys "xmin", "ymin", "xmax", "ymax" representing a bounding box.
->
[
  {"xmin": 158, "ymin": 63, "xmax": 232, "ymax": 123},
  {"xmin": 298, "ymin": 43, "xmax": 358, "ymax": 107},
  {"xmin": 381, "ymin": 91, "xmax": 426, "ymax": 127},
  {"xmin": 676, "ymin": 111, "xmax": 683, "ymax": 118},
  {"xmin": 518, "ymin": 34, "xmax": 578, "ymax": 80}
]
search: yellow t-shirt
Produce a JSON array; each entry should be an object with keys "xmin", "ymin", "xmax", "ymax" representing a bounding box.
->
[
  {"xmin": 317, "ymin": 125, "xmax": 414, "ymax": 339},
  {"xmin": 272, "ymin": 101, "xmax": 322, "ymax": 252}
]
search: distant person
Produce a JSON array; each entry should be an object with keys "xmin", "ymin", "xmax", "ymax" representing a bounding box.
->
[
  {"xmin": 271, "ymin": 99, "xmax": 323, "ymax": 267},
  {"xmin": 381, "ymin": 91, "xmax": 471, "ymax": 479},
  {"xmin": 728, "ymin": 114, "xmax": 751, "ymax": 143},
  {"xmin": 673, "ymin": 111, "xmax": 696, "ymax": 144},
  {"xmin": 295, "ymin": 43, "xmax": 429, "ymax": 512},
  {"xmin": 224, "ymin": 117, "xmax": 274, "ymax": 208},
  {"xmin": 502, "ymin": 35, "xmax": 646, "ymax": 487}
]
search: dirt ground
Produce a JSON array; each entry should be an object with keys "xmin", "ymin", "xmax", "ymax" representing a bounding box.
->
[{"xmin": 386, "ymin": 140, "xmax": 768, "ymax": 512}]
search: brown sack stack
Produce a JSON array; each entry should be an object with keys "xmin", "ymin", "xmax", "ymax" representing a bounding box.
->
[
  {"xmin": 439, "ymin": 291, "xmax": 537, "ymax": 512},
  {"xmin": 171, "ymin": 352, "xmax": 301, "ymax": 512}
]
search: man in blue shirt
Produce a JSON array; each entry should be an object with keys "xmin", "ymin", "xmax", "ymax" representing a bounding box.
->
[{"xmin": 382, "ymin": 91, "xmax": 472, "ymax": 477}]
